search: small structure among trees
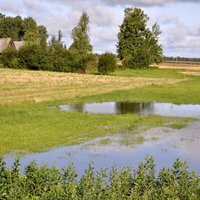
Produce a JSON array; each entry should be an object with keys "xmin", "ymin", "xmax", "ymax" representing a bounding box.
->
[
  {"xmin": 0, "ymin": 38, "xmax": 15, "ymax": 54},
  {"xmin": 0, "ymin": 38, "xmax": 23, "ymax": 54}
]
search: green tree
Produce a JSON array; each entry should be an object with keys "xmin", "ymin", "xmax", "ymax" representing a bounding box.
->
[
  {"xmin": 69, "ymin": 12, "xmax": 95, "ymax": 73},
  {"xmin": 98, "ymin": 52, "xmax": 116, "ymax": 75},
  {"xmin": 18, "ymin": 44, "xmax": 49, "ymax": 70},
  {"xmin": 69, "ymin": 12, "xmax": 93, "ymax": 54},
  {"xmin": 149, "ymin": 22, "xmax": 163, "ymax": 64},
  {"xmin": 0, "ymin": 14, "xmax": 24, "ymax": 40},
  {"xmin": 0, "ymin": 13, "xmax": 48, "ymax": 44},
  {"xmin": 48, "ymin": 31, "xmax": 72, "ymax": 72},
  {"xmin": 1, "ymin": 48, "xmax": 19, "ymax": 68},
  {"xmin": 23, "ymin": 17, "xmax": 39, "ymax": 45},
  {"xmin": 38, "ymin": 25, "xmax": 48, "ymax": 47},
  {"xmin": 117, "ymin": 8, "xmax": 163, "ymax": 68}
]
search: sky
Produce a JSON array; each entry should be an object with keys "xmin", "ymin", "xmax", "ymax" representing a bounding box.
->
[{"xmin": 0, "ymin": 0, "xmax": 200, "ymax": 57}]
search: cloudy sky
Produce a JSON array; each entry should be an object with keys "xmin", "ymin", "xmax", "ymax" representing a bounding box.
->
[{"xmin": 0, "ymin": 0, "xmax": 200, "ymax": 57}]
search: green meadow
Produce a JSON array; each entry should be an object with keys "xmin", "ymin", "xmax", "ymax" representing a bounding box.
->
[{"xmin": 0, "ymin": 67, "xmax": 200, "ymax": 155}]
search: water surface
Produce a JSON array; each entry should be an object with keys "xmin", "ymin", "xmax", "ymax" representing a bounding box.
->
[
  {"xmin": 4, "ymin": 120, "xmax": 200, "ymax": 175},
  {"xmin": 58, "ymin": 102, "xmax": 200, "ymax": 118}
]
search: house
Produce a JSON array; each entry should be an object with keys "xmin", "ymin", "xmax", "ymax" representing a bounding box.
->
[
  {"xmin": 0, "ymin": 38, "xmax": 24, "ymax": 54},
  {"xmin": 13, "ymin": 41, "xmax": 24, "ymax": 50},
  {"xmin": 0, "ymin": 38, "xmax": 15, "ymax": 54}
]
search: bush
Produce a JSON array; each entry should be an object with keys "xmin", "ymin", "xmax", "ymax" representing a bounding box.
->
[
  {"xmin": 68, "ymin": 51, "xmax": 97, "ymax": 74},
  {"xmin": 18, "ymin": 44, "xmax": 49, "ymax": 70},
  {"xmin": 1, "ymin": 48, "xmax": 19, "ymax": 68},
  {"xmin": 0, "ymin": 157, "xmax": 199, "ymax": 199},
  {"xmin": 1, "ymin": 44, "xmax": 97, "ymax": 73},
  {"xmin": 98, "ymin": 52, "xmax": 116, "ymax": 75}
]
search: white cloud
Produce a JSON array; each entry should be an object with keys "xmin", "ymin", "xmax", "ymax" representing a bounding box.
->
[
  {"xmin": 158, "ymin": 15, "xmax": 200, "ymax": 57},
  {"xmin": 102, "ymin": 0, "xmax": 200, "ymax": 6},
  {"xmin": 0, "ymin": 0, "xmax": 22, "ymax": 14}
]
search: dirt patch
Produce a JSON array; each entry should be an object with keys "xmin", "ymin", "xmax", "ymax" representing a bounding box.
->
[{"xmin": 0, "ymin": 68, "xmax": 186, "ymax": 106}]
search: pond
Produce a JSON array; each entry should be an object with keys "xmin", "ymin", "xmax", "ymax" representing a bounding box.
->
[
  {"xmin": 58, "ymin": 102, "xmax": 200, "ymax": 118},
  {"xmin": 3, "ymin": 102, "xmax": 200, "ymax": 175}
]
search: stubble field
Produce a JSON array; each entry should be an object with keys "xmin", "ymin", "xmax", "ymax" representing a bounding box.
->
[{"xmin": 0, "ymin": 68, "xmax": 184, "ymax": 106}]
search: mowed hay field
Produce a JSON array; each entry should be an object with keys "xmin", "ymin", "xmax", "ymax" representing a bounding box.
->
[
  {"xmin": 0, "ymin": 68, "xmax": 184, "ymax": 106},
  {"xmin": 156, "ymin": 61, "xmax": 200, "ymax": 71}
]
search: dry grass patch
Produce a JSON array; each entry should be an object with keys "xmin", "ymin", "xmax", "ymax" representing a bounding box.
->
[
  {"xmin": 0, "ymin": 68, "xmax": 185, "ymax": 106},
  {"xmin": 181, "ymin": 71, "xmax": 200, "ymax": 76},
  {"xmin": 154, "ymin": 62, "xmax": 200, "ymax": 71}
]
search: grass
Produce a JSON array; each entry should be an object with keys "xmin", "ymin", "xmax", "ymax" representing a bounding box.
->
[
  {"xmin": 0, "ymin": 66, "xmax": 199, "ymax": 155},
  {"xmin": 167, "ymin": 123, "xmax": 188, "ymax": 129},
  {"xmin": 75, "ymin": 76, "xmax": 200, "ymax": 104},
  {"xmin": 122, "ymin": 136, "xmax": 145, "ymax": 146},
  {"xmin": 0, "ymin": 68, "xmax": 184, "ymax": 106},
  {"xmin": 99, "ymin": 138, "xmax": 112, "ymax": 145},
  {"xmin": 112, "ymin": 67, "xmax": 188, "ymax": 79}
]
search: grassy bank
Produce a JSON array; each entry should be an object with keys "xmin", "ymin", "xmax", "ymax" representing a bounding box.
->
[{"xmin": 0, "ymin": 67, "xmax": 199, "ymax": 154}]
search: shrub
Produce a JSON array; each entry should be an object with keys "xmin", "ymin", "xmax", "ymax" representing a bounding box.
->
[
  {"xmin": 18, "ymin": 44, "xmax": 49, "ymax": 70},
  {"xmin": 98, "ymin": 52, "xmax": 116, "ymax": 75},
  {"xmin": 1, "ymin": 48, "xmax": 19, "ymax": 68},
  {"xmin": 0, "ymin": 157, "xmax": 199, "ymax": 199},
  {"xmin": 69, "ymin": 51, "xmax": 97, "ymax": 74}
]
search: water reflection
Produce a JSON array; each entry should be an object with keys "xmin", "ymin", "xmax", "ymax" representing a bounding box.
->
[{"xmin": 58, "ymin": 102, "xmax": 200, "ymax": 118}]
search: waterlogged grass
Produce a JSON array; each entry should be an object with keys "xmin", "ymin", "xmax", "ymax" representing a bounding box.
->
[
  {"xmin": 99, "ymin": 138, "xmax": 112, "ymax": 145},
  {"xmin": 122, "ymin": 136, "xmax": 145, "ymax": 146},
  {"xmin": 0, "ymin": 102, "xmax": 183, "ymax": 155},
  {"xmin": 167, "ymin": 123, "xmax": 188, "ymax": 129}
]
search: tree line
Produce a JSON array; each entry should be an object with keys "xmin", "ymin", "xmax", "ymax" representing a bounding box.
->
[
  {"xmin": 1, "ymin": 8, "xmax": 164, "ymax": 74},
  {"xmin": 1, "ymin": 12, "xmax": 98, "ymax": 73},
  {"xmin": 164, "ymin": 56, "xmax": 200, "ymax": 62}
]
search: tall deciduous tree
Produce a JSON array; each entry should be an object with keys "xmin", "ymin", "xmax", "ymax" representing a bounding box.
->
[
  {"xmin": 23, "ymin": 17, "xmax": 39, "ymax": 45},
  {"xmin": 117, "ymin": 8, "xmax": 163, "ymax": 68},
  {"xmin": 0, "ymin": 14, "xmax": 24, "ymax": 40},
  {"xmin": 70, "ymin": 12, "xmax": 93, "ymax": 54}
]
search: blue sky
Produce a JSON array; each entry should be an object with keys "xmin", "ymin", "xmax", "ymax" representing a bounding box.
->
[{"xmin": 0, "ymin": 0, "xmax": 200, "ymax": 57}]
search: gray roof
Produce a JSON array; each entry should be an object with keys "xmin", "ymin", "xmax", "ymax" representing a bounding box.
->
[{"xmin": 13, "ymin": 41, "xmax": 24, "ymax": 50}]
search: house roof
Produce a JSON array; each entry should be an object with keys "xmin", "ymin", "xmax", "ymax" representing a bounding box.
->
[
  {"xmin": 13, "ymin": 41, "xmax": 24, "ymax": 50},
  {"xmin": 0, "ymin": 38, "xmax": 13, "ymax": 53}
]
